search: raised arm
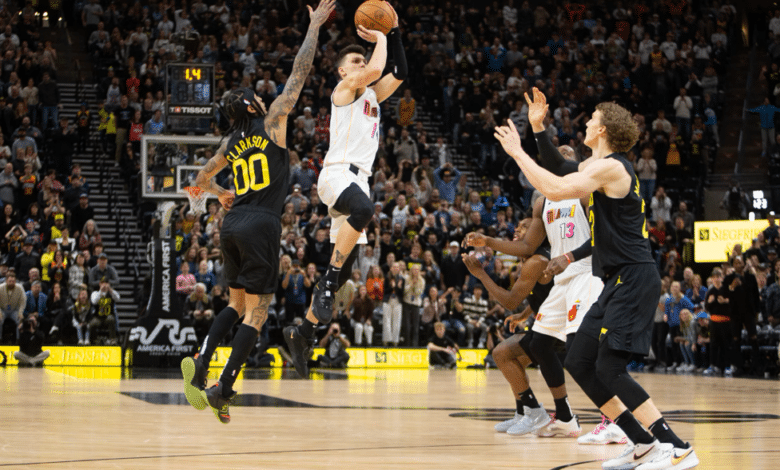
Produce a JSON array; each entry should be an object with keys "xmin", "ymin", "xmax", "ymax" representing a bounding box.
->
[
  {"xmin": 526, "ymin": 87, "xmax": 578, "ymax": 176},
  {"xmin": 495, "ymin": 120, "xmax": 630, "ymax": 200},
  {"xmin": 372, "ymin": 3, "xmax": 406, "ymax": 103},
  {"xmin": 264, "ymin": 0, "xmax": 335, "ymax": 146},
  {"xmin": 334, "ymin": 28, "xmax": 387, "ymax": 102}
]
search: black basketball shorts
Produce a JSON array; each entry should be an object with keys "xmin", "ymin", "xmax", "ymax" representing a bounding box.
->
[
  {"xmin": 578, "ymin": 263, "xmax": 661, "ymax": 355},
  {"xmin": 220, "ymin": 205, "xmax": 281, "ymax": 295}
]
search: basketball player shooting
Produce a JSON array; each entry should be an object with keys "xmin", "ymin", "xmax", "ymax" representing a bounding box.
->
[
  {"xmin": 179, "ymin": 0, "xmax": 335, "ymax": 423},
  {"xmin": 285, "ymin": 1, "xmax": 407, "ymax": 379}
]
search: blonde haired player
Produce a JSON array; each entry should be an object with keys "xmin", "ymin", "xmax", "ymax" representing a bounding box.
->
[{"xmin": 284, "ymin": 1, "xmax": 407, "ymax": 378}]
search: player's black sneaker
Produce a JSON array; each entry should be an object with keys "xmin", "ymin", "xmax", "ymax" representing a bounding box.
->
[
  {"xmin": 181, "ymin": 354, "xmax": 208, "ymax": 410},
  {"xmin": 310, "ymin": 278, "xmax": 337, "ymax": 324},
  {"xmin": 201, "ymin": 382, "xmax": 237, "ymax": 424},
  {"xmin": 283, "ymin": 325, "xmax": 313, "ymax": 378}
]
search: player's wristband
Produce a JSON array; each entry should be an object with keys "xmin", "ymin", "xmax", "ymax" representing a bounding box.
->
[
  {"xmin": 564, "ymin": 252, "xmax": 573, "ymax": 264},
  {"xmin": 388, "ymin": 27, "xmax": 408, "ymax": 80}
]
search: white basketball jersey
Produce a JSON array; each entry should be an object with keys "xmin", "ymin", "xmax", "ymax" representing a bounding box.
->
[
  {"xmin": 324, "ymin": 87, "xmax": 380, "ymax": 173},
  {"xmin": 543, "ymin": 197, "xmax": 592, "ymax": 280}
]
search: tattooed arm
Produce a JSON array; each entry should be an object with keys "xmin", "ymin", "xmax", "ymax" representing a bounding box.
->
[
  {"xmin": 196, "ymin": 141, "xmax": 234, "ymax": 211},
  {"xmin": 265, "ymin": 0, "xmax": 335, "ymax": 147}
]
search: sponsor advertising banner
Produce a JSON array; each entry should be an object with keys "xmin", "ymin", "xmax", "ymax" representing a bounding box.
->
[{"xmin": 694, "ymin": 220, "xmax": 768, "ymax": 263}]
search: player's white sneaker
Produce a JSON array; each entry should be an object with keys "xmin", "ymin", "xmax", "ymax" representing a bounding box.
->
[
  {"xmin": 602, "ymin": 441, "xmax": 667, "ymax": 470},
  {"xmin": 636, "ymin": 444, "xmax": 699, "ymax": 470},
  {"xmin": 579, "ymin": 416, "xmax": 630, "ymax": 445},
  {"xmin": 494, "ymin": 408, "xmax": 529, "ymax": 432},
  {"xmin": 506, "ymin": 405, "xmax": 551, "ymax": 436},
  {"xmin": 535, "ymin": 414, "xmax": 582, "ymax": 437}
]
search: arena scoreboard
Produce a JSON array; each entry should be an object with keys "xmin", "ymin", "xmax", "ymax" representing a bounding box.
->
[{"xmin": 165, "ymin": 63, "xmax": 215, "ymax": 134}]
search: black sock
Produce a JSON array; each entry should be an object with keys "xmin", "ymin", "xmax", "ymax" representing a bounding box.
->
[
  {"xmin": 614, "ymin": 410, "xmax": 655, "ymax": 445},
  {"xmin": 323, "ymin": 264, "xmax": 340, "ymax": 286},
  {"xmin": 219, "ymin": 324, "xmax": 259, "ymax": 397},
  {"xmin": 299, "ymin": 318, "xmax": 316, "ymax": 338},
  {"xmin": 198, "ymin": 307, "xmax": 239, "ymax": 365},
  {"xmin": 515, "ymin": 399, "xmax": 525, "ymax": 414},
  {"xmin": 554, "ymin": 396, "xmax": 573, "ymax": 422},
  {"xmin": 649, "ymin": 417, "xmax": 686, "ymax": 448},
  {"xmin": 519, "ymin": 388, "xmax": 540, "ymax": 409}
]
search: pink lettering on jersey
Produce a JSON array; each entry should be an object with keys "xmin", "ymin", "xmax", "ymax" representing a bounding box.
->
[{"xmin": 545, "ymin": 204, "xmax": 578, "ymax": 223}]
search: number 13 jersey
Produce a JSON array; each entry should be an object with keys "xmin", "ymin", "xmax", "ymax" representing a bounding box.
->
[
  {"xmin": 325, "ymin": 88, "xmax": 380, "ymax": 173},
  {"xmin": 224, "ymin": 117, "xmax": 289, "ymax": 213},
  {"xmin": 543, "ymin": 197, "xmax": 592, "ymax": 281}
]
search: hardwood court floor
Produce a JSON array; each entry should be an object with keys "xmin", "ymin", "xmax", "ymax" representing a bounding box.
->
[{"xmin": 1, "ymin": 366, "xmax": 778, "ymax": 469}]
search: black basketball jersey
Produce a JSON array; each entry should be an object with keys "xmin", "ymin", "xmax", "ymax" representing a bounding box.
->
[
  {"xmin": 527, "ymin": 244, "xmax": 553, "ymax": 313},
  {"xmin": 590, "ymin": 154, "xmax": 654, "ymax": 278},
  {"xmin": 223, "ymin": 117, "xmax": 289, "ymax": 213}
]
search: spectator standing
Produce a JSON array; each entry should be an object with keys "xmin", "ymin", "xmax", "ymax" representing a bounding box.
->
[
  {"xmin": 351, "ymin": 285, "xmax": 374, "ymax": 346},
  {"xmin": 38, "ymin": 73, "xmax": 61, "ymax": 132},
  {"xmin": 673, "ymin": 88, "xmax": 693, "ymax": 143},
  {"xmin": 69, "ymin": 287, "xmax": 93, "ymax": 345},
  {"xmin": 748, "ymin": 97, "xmax": 780, "ymax": 156},
  {"xmin": 383, "ymin": 261, "xmax": 404, "ymax": 347},
  {"xmin": 704, "ymin": 268, "xmax": 732, "ymax": 375},
  {"xmin": 433, "ymin": 162, "xmax": 461, "ymax": 204},
  {"xmin": 402, "ymin": 264, "xmax": 425, "ymax": 346},
  {"xmin": 664, "ymin": 281, "xmax": 695, "ymax": 371}
]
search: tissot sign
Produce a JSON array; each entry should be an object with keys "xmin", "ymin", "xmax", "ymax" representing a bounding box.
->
[
  {"xmin": 127, "ymin": 239, "xmax": 198, "ymax": 366},
  {"xmin": 168, "ymin": 106, "xmax": 213, "ymax": 115}
]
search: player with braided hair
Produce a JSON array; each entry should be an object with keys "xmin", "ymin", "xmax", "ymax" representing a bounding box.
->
[{"xmin": 179, "ymin": 0, "xmax": 335, "ymax": 424}]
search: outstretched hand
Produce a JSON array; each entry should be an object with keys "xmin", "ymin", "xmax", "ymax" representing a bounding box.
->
[
  {"xmin": 494, "ymin": 120, "xmax": 527, "ymax": 164},
  {"xmin": 461, "ymin": 252, "xmax": 485, "ymax": 277},
  {"xmin": 308, "ymin": 0, "xmax": 336, "ymax": 29},
  {"xmin": 524, "ymin": 87, "xmax": 549, "ymax": 130},
  {"xmin": 462, "ymin": 232, "xmax": 486, "ymax": 248}
]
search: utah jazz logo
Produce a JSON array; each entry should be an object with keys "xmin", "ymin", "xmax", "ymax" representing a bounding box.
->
[{"xmin": 699, "ymin": 229, "xmax": 710, "ymax": 241}]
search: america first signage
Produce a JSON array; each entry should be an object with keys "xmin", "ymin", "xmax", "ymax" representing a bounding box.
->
[{"xmin": 127, "ymin": 239, "xmax": 198, "ymax": 366}]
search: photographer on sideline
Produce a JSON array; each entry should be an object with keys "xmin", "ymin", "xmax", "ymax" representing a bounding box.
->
[
  {"xmin": 14, "ymin": 314, "xmax": 50, "ymax": 366},
  {"xmin": 317, "ymin": 323, "xmax": 350, "ymax": 368}
]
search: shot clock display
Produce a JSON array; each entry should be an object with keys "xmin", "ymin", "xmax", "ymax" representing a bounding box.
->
[{"xmin": 166, "ymin": 63, "xmax": 215, "ymax": 133}]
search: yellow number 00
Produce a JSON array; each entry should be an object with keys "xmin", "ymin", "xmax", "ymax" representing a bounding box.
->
[{"xmin": 233, "ymin": 153, "xmax": 270, "ymax": 195}]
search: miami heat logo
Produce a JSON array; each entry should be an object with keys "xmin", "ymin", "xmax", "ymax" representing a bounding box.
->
[
  {"xmin": 536, "ymin": 313, "xmax": 543, "ymax": 321},
  {"xmin": 568, "ymin": 302, "xmax": 580, "ymax": 322}
]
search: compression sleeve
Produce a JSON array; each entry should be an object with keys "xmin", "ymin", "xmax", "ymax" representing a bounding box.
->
[
  {"xmin": 388, "ymin": 27, "xmax": 407, "ymax": 80},
  {"xmin": 534, "ymin": 130, "xmax": 579, "ymax": 176},
  {"xmin": 570, "ymin": 238, "xmax": 592, "ymax": 261}
]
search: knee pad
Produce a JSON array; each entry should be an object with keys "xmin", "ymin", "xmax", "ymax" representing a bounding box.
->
[
  {"xmin": 337, "ymin": 185, "xmax": 373, "ymax": 231},
  {"xmin": 530, "ymin": 333, "xmax": 566, "ymax": 388}
]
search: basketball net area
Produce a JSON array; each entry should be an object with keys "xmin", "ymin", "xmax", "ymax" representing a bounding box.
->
[{"xmin": 141, "ymin": 135, "xmax": 223, "ymax": 239}]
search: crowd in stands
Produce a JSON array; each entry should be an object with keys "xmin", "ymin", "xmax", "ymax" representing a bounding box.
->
[
  {"xmin": 0, "ymin": 3, "xmax": 123, "ymax": 351},
  {"xmin": 4, "ymin": 0, "xmax": 777, "ymax": 376}
]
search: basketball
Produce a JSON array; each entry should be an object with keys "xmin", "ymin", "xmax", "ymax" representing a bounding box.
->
[{"xmin": 354, "ymin": 0, "xmax": 394, "ymax": 35}]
